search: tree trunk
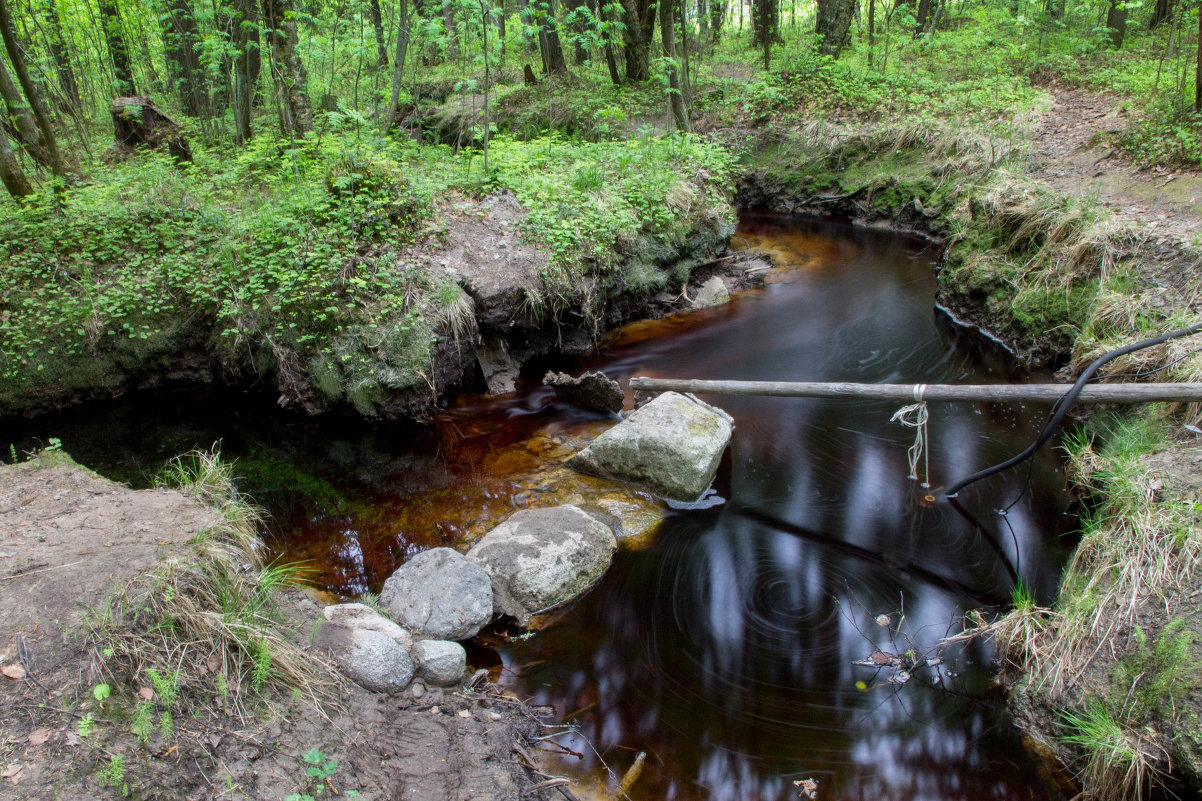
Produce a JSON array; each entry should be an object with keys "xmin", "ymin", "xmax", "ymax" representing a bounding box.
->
[
  {"xmin": 0, "ymin": 56, "xmax": 47, "ymax": 163},
  {"xmin": 534, "ymin": 0, "xmax": 567, "ymax": 74},
  {"xmin": 1196, "ymin": 4, "xmax": 1202, "ymax": 113},
  {"xmin": 44, "ymin": 0, "xmax": 81, "ymax": 111},
  {"xmin": 369, "ymin": 0, "xmax": 390, "ymax": 65},
  {"xmin": 914, "ymin": 0, "xmax": 930, "ymax": 34},
  {"xmin": 590, "ymin": 0, "xmax": 622, "ymax": 84},
  {"xmin": 0, "ymin": 120, "xmax": 31, "ymax": 200},
  {"xmin": 564, "ymin": 0, "xmax": 588, "ymax": 65},
  {"xmin": 659, "ymin": 0, "xmax": 689, "ymax": 132},
  {"xmin": 387, "ymin": 0, "xmax": 410, "ymax": 128},
  {"xmin": 99, "ymin": 0, "xmax": 137, "ymax": 94},
  {"xmin": 1105, "ymin": 0, "xmax": 1127, "ymax": 46},
  {"xmin": 163, "ymin": 0, "xmax": 209, "ymax": 116},
  {"xmin": 0, "ymin": 0, "xmax": 65, "ymax": 176},
  {"xmin": 261, "ymin": 0, "xmax": 313, "ymax": 136},
  {"xmin": 867, "ymin": 0, "xmax": 874, "ymax": 65},
  {"xmin": 545, "ymin": 0, "xmax": 568, "ymax": 73},
  {"xmin": 753, "ymin": 0, "xmax": 780, "ymax": 47},
  {"xmin": 619, "ymin": 0, "xmax": 650, "ymax": 81},
  {"xmin": 443, "ymin": 0, "xmax": 458, "ymax": 59},
  {"xmin": 709, "ymin": 0, "xmax": 723, "ymax": 42},
  {"xmin": 815, "ymin": 0, "xmax": 854, "ymax": 57},
  {"xmin": 233, "ymin": 0, "xmax": 257, "ymax": 141},
  {"xmin": 1148, "ymin": 0, "xmax": 1173, "ymax": 27},
  {"xmin": 697, "ymin": 0, "xmax": 709, "ymax": 43}
]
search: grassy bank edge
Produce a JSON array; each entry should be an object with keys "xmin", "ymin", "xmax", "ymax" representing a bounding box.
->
[{"xmin": 77, "ymin": 448, "xmax": 340, "ymax": 797}]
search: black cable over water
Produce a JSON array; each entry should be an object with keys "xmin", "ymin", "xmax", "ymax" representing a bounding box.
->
[{"xmin": 945, "ymin": 322, "xmax": 1202, "ymax": 498}]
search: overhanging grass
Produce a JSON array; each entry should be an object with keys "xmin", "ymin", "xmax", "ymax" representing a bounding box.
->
[{"xmin": 87, "ymin": 448, "xmax": 338, "ymax": 724}]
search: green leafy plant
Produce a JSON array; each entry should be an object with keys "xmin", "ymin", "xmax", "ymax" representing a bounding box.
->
[
  {"xmin": 283, "ymin": 748, "xmax": 360, "ymax": 800},
  {"xmin": 96, "ymin": 754, "xmax": 127, "ymax": 793}
]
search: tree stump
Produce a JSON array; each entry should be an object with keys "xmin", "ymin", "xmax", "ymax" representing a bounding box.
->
[{"xmin": 110, "ymin": 96, "xmax": 192, "ymax": 162}]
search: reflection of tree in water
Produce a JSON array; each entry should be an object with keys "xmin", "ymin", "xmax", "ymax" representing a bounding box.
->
[
  {"xmin": 500, "ymin": 217, "xmax": 1072, "ymax": 799},
  {"xmin": 509, "ymin": 508, "xmax": 1056, "ymax": 799}
]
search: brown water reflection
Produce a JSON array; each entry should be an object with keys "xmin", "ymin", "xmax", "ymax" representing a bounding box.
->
[
  {"xmin": 494, "ymin": 214, "xmax": 1073, "ymax": 800},
  {"xmin": 5, "ymin": 214, "xmax": 1073, "ymax": 800}
]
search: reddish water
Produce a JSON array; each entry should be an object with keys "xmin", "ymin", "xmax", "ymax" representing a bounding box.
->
[{"xmin": 6, "ymin": 214, "xmax": 1072, "ymax": 800}]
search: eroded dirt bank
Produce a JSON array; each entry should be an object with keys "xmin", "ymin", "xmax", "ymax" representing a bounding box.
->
[{"xmin": 0, "ymin": 455, "xmax": 566, "ymax": 801}]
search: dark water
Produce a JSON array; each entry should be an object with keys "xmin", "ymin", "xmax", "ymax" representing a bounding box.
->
[{"xmin": 4, "ymin": 214, "xmax": 1073, "ymax": 800}]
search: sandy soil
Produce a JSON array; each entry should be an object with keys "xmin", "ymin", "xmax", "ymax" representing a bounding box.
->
[{"xmin": 0, "ymin": 455, "xmax": 566, "ymax": 801}]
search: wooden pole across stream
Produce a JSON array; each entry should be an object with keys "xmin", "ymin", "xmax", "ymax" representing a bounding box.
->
[{"xmin": 628, "ymin": 377, "xmax": 1202, "ymax": 404}]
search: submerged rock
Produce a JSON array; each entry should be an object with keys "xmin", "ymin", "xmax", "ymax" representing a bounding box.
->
[
  {"xmin": 413, "ymin": 640, "xmax": 468, "ymax": 686},
  {"xmin": 466, "ymin": 505, "xmax": 617, "ymax": 623},
  {"xmin": 380, "ymin": 548, "xmax": 494, "ymax": 640},
  {"xmin": 565, "ymin": 391, "xmax": 734, "ymax": 501},
  {"xmin": 543, "ymin": 370, "xmax": 624, "ymax": 414}
]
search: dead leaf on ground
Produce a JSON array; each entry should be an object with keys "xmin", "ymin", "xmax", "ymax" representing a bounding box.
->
[
  {"xmin": 138, "ymin": 686, "xmax": 154, "ymax": 701},
  {"xmin": 2, "ymin": 764, "xmax": 22, "ymax": 784},
  {"xmin": 27, "ymin": 729, "xmax": 52, "ymax": 746},
  {"xmin": 1, "ymin": 664, "xmax": 26, "ymax": 680}
]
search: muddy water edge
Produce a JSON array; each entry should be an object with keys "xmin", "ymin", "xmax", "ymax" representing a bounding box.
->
[{"xmin": 4, "ymin": 214, "xmax": 1077, "ymax": 800}]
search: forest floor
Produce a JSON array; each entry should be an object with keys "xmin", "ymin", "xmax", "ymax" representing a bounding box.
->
[
  {"xmin": 1030, "ymin": 85, "xmax": 1202, "ymax": 248},
  {"xmin": 0, "ymin": 456, "xmax": 559, "ymax": 801}
]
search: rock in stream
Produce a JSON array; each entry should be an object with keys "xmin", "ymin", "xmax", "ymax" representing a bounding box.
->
[{"xmin": 565, "ymin": 391, "xmax": 734, "ymax": 501}]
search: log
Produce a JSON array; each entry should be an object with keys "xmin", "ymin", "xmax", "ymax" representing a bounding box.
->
[
  {"xmin": 628, "ymin": 377, "xmax": 1202, "ymax": 404},
  {"xmin": 110, "ymin": 96, "xmax": 192, "ymax": 162}
]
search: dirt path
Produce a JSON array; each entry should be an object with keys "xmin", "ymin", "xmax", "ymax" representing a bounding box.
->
[{"xmin": 1030, "ymin": 85, "xmax": 1202, "ymax": 248}]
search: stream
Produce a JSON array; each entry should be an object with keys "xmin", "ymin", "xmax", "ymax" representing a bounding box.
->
[{"xmin": 5, "ymin": 213, "xmax": 1074, "ymax": 800}]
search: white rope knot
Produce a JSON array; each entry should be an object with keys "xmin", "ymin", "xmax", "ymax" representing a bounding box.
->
[{"xmin": 890, "ymin": 399, "xmax": 930, "ymax": 488}]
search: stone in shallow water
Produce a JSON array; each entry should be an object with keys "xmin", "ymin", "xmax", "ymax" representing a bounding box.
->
[
  {"xmin": 565, "ymin": 391, "xmax": 733, "ymax": 501},
  {"xmin": 543, "ymin": 370, "xmax": 625, "ymax": 414},
  {"xmin": 379, "ymin": 547, "xmax": 494, "ymax": 640},
  {"xmin": 466, "ymin": 505, "xmax": 617, "ymax": 623},
  {"xmin": 594, "ymin": 493, "xmax": 665, "ymax": 548}
]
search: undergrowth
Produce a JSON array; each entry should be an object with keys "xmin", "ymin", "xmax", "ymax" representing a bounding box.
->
[{"xmin": 0, "ymin": 125, "xmax": 732, "ymax": 415}]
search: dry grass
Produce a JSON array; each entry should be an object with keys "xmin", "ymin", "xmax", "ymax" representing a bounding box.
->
[
  {"xmin": 972, "ymin": 181, "xmax": 1138, "ymax": 283},
  {"xmin": 992, "ymin": 416, "xmax": 1201, "ymax": 801},
  {"xmin": 88, "ymin": 449, "xmax": 338, "ymax": 723}
]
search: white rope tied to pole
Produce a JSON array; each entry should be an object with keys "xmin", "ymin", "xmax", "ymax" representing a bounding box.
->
[{"xmin": 890, "ymin": 398, "xmax": 930, "ymax": 488}]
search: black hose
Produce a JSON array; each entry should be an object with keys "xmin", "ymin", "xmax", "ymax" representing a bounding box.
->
[{"xmin": 944, "ymin": 322, "xmax": 1202, "ymax": 498}]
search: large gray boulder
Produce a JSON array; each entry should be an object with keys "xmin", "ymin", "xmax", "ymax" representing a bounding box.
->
[
  {"xmin": 565, "ymin": 391, "xmax": 733, "ymax": 501},
  {"xmin": 322, "ymin": 602, "xmax": 414, "ymax": 650},
  {"xmin": 412, "ymin": 640, "xmax": 468, "ymax": 686},
  {"xmin": 466, "ymin": 505, "xmax": 617, "ymax": 622},
  {"xmin": 380, "ymin": 548, "xmax": 494, "ymax": 640},
  {"xmin": 315, "ymin": 624, "xmax": 415, "ymax": 693},
  {"xmin": 313, "ymin": 603, "xmax": 417, "ymax": 692}
]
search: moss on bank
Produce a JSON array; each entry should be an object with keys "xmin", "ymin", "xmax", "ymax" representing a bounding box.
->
[{"xmin": 0, "ymin": 131, "xmax": 733, "ymax": 418}]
